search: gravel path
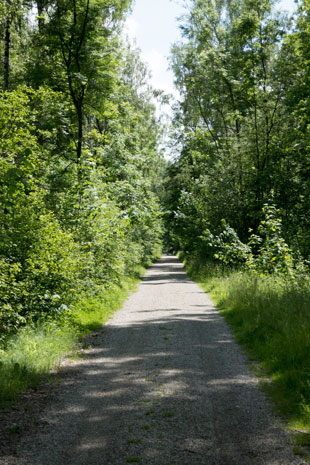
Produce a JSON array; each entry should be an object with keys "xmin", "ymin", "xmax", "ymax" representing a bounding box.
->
[{"xmin": 2, "ymin": 256, "xmax": 305, "ymax": 465}]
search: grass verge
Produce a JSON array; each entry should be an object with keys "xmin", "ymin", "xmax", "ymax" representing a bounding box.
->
[
  {"xmin": 184, "ymin": 255, "xmax": 310, "ymax": 433},
  {"xmin": 72, "ymin": 269, "xmax": 145, "ymax": 333},
  {"xmin": 0, "ymin": 265, "xmax": 146, "ymax": 407},
  {"xmin": 0, "ymin": 324, "xmax": 75, "ymax": 406}
]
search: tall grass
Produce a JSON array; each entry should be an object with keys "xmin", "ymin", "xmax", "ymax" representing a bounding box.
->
[
  {"xmin": 0, "ymin": 324, "xmax": 76, "ymax": 405},
  {"xmin": 185, "ymin": 256, "xmax": 310, "ymax": 431},
  {"xmin": 72, "ymin": 272, "xmax": 143, "ymax": 332},
  {"xmin": 0, "ymin": 266, "xmax": 146, "ymax": 406}
]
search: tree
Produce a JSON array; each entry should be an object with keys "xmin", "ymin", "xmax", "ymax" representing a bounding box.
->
[
  {"xmin": 0, "ymin": 1, "xmax": 164, "ymax": 340},
  {"xmin": 27, "ymin": 0, "xmax": 129, "ymax": 165},
  {"xmin": 0, "ymin": 0, "xmax": 31, "ymax": 90},
  {"xmin": 167, "ymin": 0, "xmax": 302, "ymax": 255}
]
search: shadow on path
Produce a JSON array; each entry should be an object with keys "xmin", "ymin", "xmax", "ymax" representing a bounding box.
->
[{"xmin": 12, "ymin": 256, "xmax": 301, "ymax": 465}]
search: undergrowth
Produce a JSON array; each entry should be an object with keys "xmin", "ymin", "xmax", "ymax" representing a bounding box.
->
[
  {"xmin": 0, "ymin": 324, "xmax": 75, "ymax": 405},
  {"xmin": 0, "ymin": 265, "xmax": 147, "ymax": 407},
  {"xmin": 72, "ymin": 270, "xmax": 144, "ymax": 332},
  {"xmin": 184, "ymin": 255, "xmax": 310, "ymax": 432}
]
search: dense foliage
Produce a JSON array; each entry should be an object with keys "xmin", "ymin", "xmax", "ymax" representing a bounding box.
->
[
  {"xmin": 164, "ymin": 0, "xmax": 310, "ymax": 270},
  {"xmin": 164, "ymin": 0, "xmax": 310, "ymax": 427},
  {"xmin": 0, "ymin": 0, "xmax": 163, "ymax": 342}
]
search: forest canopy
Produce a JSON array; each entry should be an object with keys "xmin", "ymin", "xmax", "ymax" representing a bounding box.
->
[
  {"xmin": 1, "ymin": 0, "xmax": 310, "ymax": 341},
  {"xmin": 164, "ymin": 0, "xmax": 310, "ymax": 272},
  {"xmin": 0, "ymin": 0, "xmax": 164, "ymax": 341}
]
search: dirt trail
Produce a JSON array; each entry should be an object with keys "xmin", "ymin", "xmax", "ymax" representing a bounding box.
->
[{"xmin": 2, "ymin": 256, "xmax": 305, "ymax": 464}]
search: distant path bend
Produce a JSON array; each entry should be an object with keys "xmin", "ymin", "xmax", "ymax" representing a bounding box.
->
[{"xmin": 8, "ymin": 256, "xmax": 304, "ymax": 464}]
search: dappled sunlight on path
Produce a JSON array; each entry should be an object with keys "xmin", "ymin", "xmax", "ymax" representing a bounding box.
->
[{"xmin": 10, "ymin": 256, "xmax": 303, "ymax": 465}]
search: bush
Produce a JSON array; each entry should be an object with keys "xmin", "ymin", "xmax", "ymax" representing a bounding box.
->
[
  {"xmin": 198, "ymin": 205, "xmax": 304, "ymax": 276},
  {"xmin": 247, "ymin": 205, "xmax": 296, "ymax": 275},
  {"xmin": 207, "ymin": 220, "xmax": 251, "ymax": 266}
]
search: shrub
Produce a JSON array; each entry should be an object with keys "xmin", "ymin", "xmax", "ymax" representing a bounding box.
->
[{"xmin": 247, "ymin": 205, "xmax": 296, "ymax": 276}]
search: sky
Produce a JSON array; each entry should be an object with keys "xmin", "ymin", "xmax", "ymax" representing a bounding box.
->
[{"xmin": 125, "ymin": 0, "xmax": 297, "ymax": 100}]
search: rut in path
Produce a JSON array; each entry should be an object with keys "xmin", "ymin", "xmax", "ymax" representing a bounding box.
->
[{"xmin": 6, "ymin": 256, "xmax": 304, "ymax": 465}]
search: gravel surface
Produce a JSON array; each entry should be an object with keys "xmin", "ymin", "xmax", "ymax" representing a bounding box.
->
[{"xmin": 1, "ymin": 256, "xmax": 305, "ymax": 465}]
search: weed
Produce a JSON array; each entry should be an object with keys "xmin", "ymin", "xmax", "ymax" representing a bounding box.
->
[
  {"xmin": 293, "ymin": 446, "xmax": 308, "ymax": 457},
  {"xmin": 23, "ymin": 401, "xmax": 35, "ymax": 411},
  {"xmin": 145, "ymin": 408, "xmax": 155, "ymax": 415},
  {"xmin": 127, "ymin": 439, "xmax": 141, "ymax": 445},
  {"xmin": 296, "ymin": 433, "xmax": 310, "ymax": 447},
  {"xmin": 163, "ymin": 411, "xmax": 174, "ymax": 418},
  {"xmin": 126, "ymin": 457, "xmax": 141, "ymax": 463},
  {"xmin": 8, "ymin": 424, "xmax": 20, "ymax": 434}
]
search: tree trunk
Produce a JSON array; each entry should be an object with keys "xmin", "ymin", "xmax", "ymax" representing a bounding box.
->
[
  {"xmin": 3, "ymin": 4, "xmax": 12, "ymax": 90},
  {"xmin": 77, "ymin": 105, "xmax": 83, "ymax": 163},
  {"xmin": 36, "ymin": 0, "xmax": 45, "ymax": 31}
]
